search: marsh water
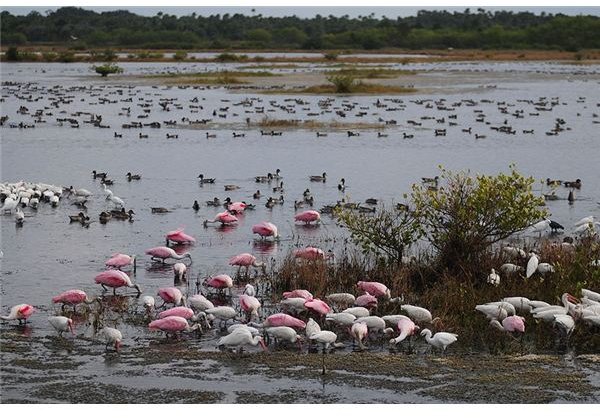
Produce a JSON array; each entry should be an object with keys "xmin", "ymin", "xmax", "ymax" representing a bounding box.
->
[{"xmin": 1, "ymin": 59, "xmax": 600, "ymax": 403}]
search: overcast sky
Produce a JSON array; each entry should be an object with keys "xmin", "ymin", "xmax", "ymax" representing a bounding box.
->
[{"xmin": 3, "ymin": 6, "xmax": 600, "ymax": 17}]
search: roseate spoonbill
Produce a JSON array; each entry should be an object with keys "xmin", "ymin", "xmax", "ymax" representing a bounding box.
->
[
  {"xmin": 355, "ymin": 292, "xmax": 378, "ymax": 308},
  {"xmin": 229, "ymin": 253, "xmax": 265, "ymax": 276},
  {"xmin": 401, "ymin": 305, "xmax": 436, "ymax": 323},
  {"xmin": 490, "ymin": 316, "xmax": 525, "ymax": 333},
  {"xmin": 100, "ymin": 327, "xmax": 122, "ymax": 352},
  {"xmin": 264, "ymin": 313, "xmax": 306, "ymax": 329},
  {"xmin": 228, "ymin": 201, "xmax": 247, "ymax": 214},
  {"xmin": 158, "ymin": 307, "xmax": 195, "ymax": 320},
  {"xmin": 357, "ymin": 281, "xmax": 391, "ymax": 299},
  {"xmin": 204, "ymin": 274, "xmax": 233, "ymax": 293},
  {"xmin": 203, "ymin": 211, "xmax": 238, "ymax": 227},
  {"xmin": 217, "ymin": 328, "xmax": 266, "ymax": 353},
  {"xmin": 145, "ymin": 246, "xmax": 192, "ymax": 264},
  {"xmin": 351, "ymin": 322, "xmax": 369, "ymax": 350},
  {"xmin": 389, "ymin": 317, "xmax": 419, "ymax": 346},
  {"xmin": 486, "ymin": 269, "xmax": 500, "ymax": 286},
  {"xmin": 173, "ymin": 263, "xmax": 187, "ymax": 284},
  {"xmin": 326, "ymin": 293, "xmax": 355, "ymax": 307},
  {"xmin": 157, "ymin": 287, "xmax": 185, "ymax": 307},
  {"xmin": 252, "ymin": 221, "xmax": 279, "ymax": 240},
  {"xmin": 282, "ymin": 289, "xmax": 313, "ymax": 300},
  {"xmin": 294, "ymin": 210, "xmax": 321, "ymax": 224},
  {"xmin": 325, "ymin": 312, "xmax": 356, "ymax": 327},
  {"xmin": 48, "ymin": 316, "xmax": 74, "ymax": 337},
  {"xmin": 94, "ymin": 270, "xmax": 142, "ymax": 296},
  {"xmin": 265, "ymin": 326, "xmax": 303, "ymax": 349},
  {"xmin": 165, "ymin": 228, "xmax": 196, "ymax": 245},
  {"xmin": 0, "ymin": 304, "xmax": 34, "ymax": 325},
  {"xmin": 239, "ymin": 294, "xmax": 261, "ymax": 318},
  {"xmin": 149, "ymin": 316, "xmax": 201, "ymax": 338},
  {"xmin": 52, "ymin": 289, "xmax": 101, "ymax": 312},
  {"xmin": 304, "ymin": 299, "xmax": 332, "ymax": 316},
  {"xmin": 293, "ymin": 247, "xmax": 332, "ymax": 261},
  {"xmin": 343, "ymin": 307, "xmax": 370, "ymax": 318},
  {"xmin": 188, "ymin": 294, "xmax": 214, "ymax": 312},
  {"xmin": 420, "ymin": 329, "xmax": 458, "ymax": 354},
  {"xmin": 105, "ymin": 253, "xmax": 136, "ymax": 272}
]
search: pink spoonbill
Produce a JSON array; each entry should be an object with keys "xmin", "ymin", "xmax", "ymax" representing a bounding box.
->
[
  {"xmin": 48, "ymin": 316, "xmax": 75, "ymax": 337},
  {"xmin": 145, "ymin": 246, "xmax": 192, "ymax": 264},
  {"xmin": 357, "ymin": 281, "xmax": 391, "ymax": 299},
  {"xmin": 294, "ymin": 210, "xmax": 321, "ymax": 225},
  {"xmin": 94, "ymin": 270, "xmax": 141, "ymax": 296},
  {"xmin": 149, "ymin": 316, "xmax": 201, "ymax": 338},
  {"xmin": 1, "ymin": 304, "xmax": 35, "ymax": 325},
  {"xmin": 293, "ymin": 247, "xmax": 333, "ymax": 261},
  {"xmin": 252, "ymin": 221, "xmax": 279, "ymax": 240},
  {"xmin": 165, "ymin": 228, "xmax": 196, "ymax": 245},
  {"xmin": 264, "ymin": 313, "xmax": 306, "ymax": 329},
  {"xmin": 105, "ymin": 253, "xmax": 136, "ymax": 273},
  {"xmin": 52, "ymin": 289, "xmax": 101, "ymax": 312},
  {"xmin": 204, "ymin": 274, "xmax": 233, "ymax": 293},
  {"xmin": 157, "ymin": 287, "xmax": 185, "ymax": 307},
  {"xmin": 229, "ymin": 253, "xmax": 266, "ymax": 276},
  {"xmin": 204, "ymin": 211, "xmax": 238, "ymax": 227}
]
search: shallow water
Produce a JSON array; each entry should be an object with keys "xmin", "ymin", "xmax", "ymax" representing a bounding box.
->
[{"xmin": 1, "ymin": 60, "xmax": 600, "ymax": 402}]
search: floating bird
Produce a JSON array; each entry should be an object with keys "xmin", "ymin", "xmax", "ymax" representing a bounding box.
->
[{"xmin": 310, "ymin": 172, "xmax": 327, "ymax": 182}]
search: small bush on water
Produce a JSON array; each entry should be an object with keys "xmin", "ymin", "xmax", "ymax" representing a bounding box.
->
[
  {"xmin": 326, "ymin": 73, "xmax": 358, "ymax": 93},
  {"xmin": 93, "ymin": 63, "xmax": 124, "ymax": 77}
]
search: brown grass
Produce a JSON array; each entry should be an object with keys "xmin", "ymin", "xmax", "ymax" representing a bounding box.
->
[
  {"xmin": 254, "ymin": 117, "xmax": 384, "ymax": 130},
  {"xmin": 326, "ymin": 67, "xmax": 417, "ymax": 79},
  {"xmin": 268, "ymin": 82, "xmax": 417, "ymax": 95}
]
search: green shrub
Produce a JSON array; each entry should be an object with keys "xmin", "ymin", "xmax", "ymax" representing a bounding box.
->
[
  {"xmin": 93, "ymin": 63, "xmax": 124, "ymax": 77},
  {"xmin": 326, "ymin": 73, "xmax": 358, "ymax": 93},
  {"xmin": 5, "ymin": 47, "xmax": 20, "ymax": 61},
  {"xmin": 173, "ymin": 51, "xmax": 188, "ymax": 61}
]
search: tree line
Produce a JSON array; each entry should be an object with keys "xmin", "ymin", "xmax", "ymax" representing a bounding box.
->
[{"xmin": 2, "ymin": 7, "xmax": 599, "ymax": 51}]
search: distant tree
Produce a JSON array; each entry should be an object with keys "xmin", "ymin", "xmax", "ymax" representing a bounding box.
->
[
  {"xmin": 5, "ymin": 46, "xmax": 20, "ymax": 61},
  {"xmin": 173, "ymin": 51, "xmax": 188, "ymax": 60},
  {"xmin": 93, "ymin": 63, "xmax": 123, "ymax": 77}
]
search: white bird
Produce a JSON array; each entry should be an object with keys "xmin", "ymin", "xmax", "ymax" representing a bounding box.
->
[
  {"xmin": 526, "ymin": 252, "xmax": 539, "ymax": 278},
  {"xmin": 420, "ymin": 329, "xmax": 458, "ymax": 354},
  {"xmin": 280, "ymin": 297, "xmax": 308, "ymax": 313},
  {"xmin": 244, "ymin": 284, "xmax": 256, "ymax": 297},
  {"xmin": 354, "ymin": 315, "xmax": 387, "ymax": 332},
  {"xmin": 381, "ymin": 314, "xmax": 411, "ymax": 327},
  {"xmin": 100, "ymin": 327, "xmax": 122, "ymax": 351},
  {"xmin": 501, "ymin": 297, "xmax": 532, "ymax": 313},
  {"xmin": 487, "ymin": 268, "xmax": 500, "ymax": 286},
  {"xmin": 1, "ymin": 197, "xmax": 17, "ymax": 213},
  {"xmin": 389, "ymin": 317, "xmax": 419, "ymax": 346},
  {"xmin": 575, "ymin": 216, "xmax": 595, "ymax": 227},
  {"xmin": 305, "ymin": 318, "xmax": 321, "ymax": 339},
  {"xmin": 49, "ymin": 195, "xmax": 59, "ymax": 207},
  {"xmin": 266, "ymin": 326, "xmax": 303, "ymax": 347},
  {"xmin": 537, "ymin": 263, "xmax": 555, "ymax": 274},
  {"xmin": 342, "ymin": 307, "xmax": 370, "ymax": 318},
  {"xmin": 574, "ymin": 222, "xmax": 600, "ymax": 236},
  {"xmin": 350, "ymin": 322, "xmax": 369, "ymax": 350},
  {"xmin": 483, "ymin": 301, "xmax": 516, "ymax": 316},
  {"xmin": 530, "ymin": 219, "xmax": 550, "ymax": 235},
  {"xmin": 188, "ymin": 294, "xmax": 214, "ymax": 312},
  {"xmin": 107, "ymin": 194, "xmax": 125, "ymax": 208},
  {"xmin": 309, "ymin": 330, "xmax": 338, "ymax": 351},
  {"xmin": 173, "ymin": 263, "xmax": 187, "ymax": 283},
  {"xmin": 48, "ymin": 316, "xmax": 74, "ymax": 337},
  {"xmin": 206, "ymin": 306, "xmax": 237, "ymax": 323},
  {"xmin": 475, "ymin": 304, "xmax": 508, "ymax": 321},
  {"xmin": 401, "ymin": 304, "xmax": 434, "ymax": 323},
  {"xmin": 582, "ymin": 289, "xmax": 600, "ymax": 302},
  {"xmin": 227, "ymin": 324, "xmax": 260, "ymax": 336},
  {"xmin": 502, "ymin": 246, "xmax": 526, "ymax": 258},
  {"xmin": 15, "ymin": 207, "xmax": 24, "ymax": 225},
  {"xmin": 217, "ymin": 328, "xmax": 266, "ymax": 352},
  {"xmin": 553, "ymin": 314, "xmax": 575, "ymax": 336},
  {"xmin": 325, "ymin": 312, "xmax": 356, "ymax": 327},
  {"xmin": 141, "ymin": 296, "xmax": 155, "ymax": 313},
  {"xmin": 500, "ymin": 263, "xmax": 522, "ymax": 274},
  {"xmin": 75, "ymin": 188, "xmax": 93, "ymax": 197}
]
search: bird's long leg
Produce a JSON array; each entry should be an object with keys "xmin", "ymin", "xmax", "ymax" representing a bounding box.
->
[
  {"xmin": 321, "ymin": 349, "xmax": 326, "ymax": 375},
  {"xmin": 113, "ymin": 288, "xmax": 116, "ymax": 296},
  {"xmin": 101, "ymin": 284, "xmax": 108, "ymax": 292}
]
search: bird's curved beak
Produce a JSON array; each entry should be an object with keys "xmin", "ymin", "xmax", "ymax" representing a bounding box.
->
[
  {"xmin": 567, "ymin": 294, "xmax": 580, "ymax": 304},
  {"xmin": 115, "ymin": 340, "xmax": 121, "ymax": 352},
  {"xmin": 259, "ymin": 339, "xmax": 268, "ymax": 351}
]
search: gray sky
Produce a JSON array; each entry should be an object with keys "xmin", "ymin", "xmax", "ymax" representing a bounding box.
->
[{"xmin": 3, "ymin": 6, "xmax": 600, "ymax": 17}]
